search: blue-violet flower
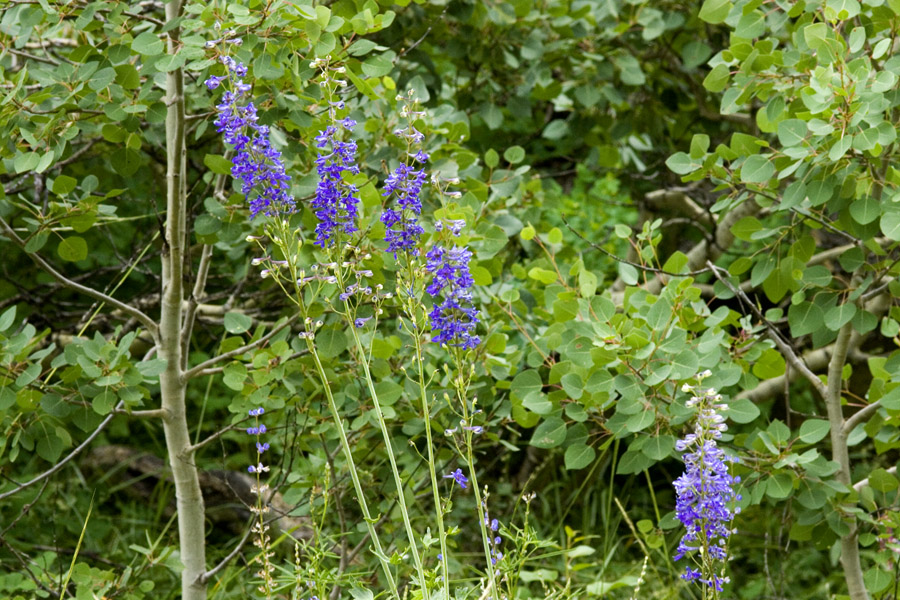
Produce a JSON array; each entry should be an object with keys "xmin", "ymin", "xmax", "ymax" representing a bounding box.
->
[
  {"xmin": 673, "ymin": 372, "xmax": 740, "ymax": 593},
  {"xmin": 206, "ymin": 56, "xmax": 295, "ymax": 218},
  {"xmin": 425, "ymin": 244, "xmax": 480, "ymax": 349}
]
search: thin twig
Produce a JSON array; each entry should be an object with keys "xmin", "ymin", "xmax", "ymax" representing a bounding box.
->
[
  {"xmin": 0, "ymin": 215, "xmax": 159, "ymax": 339},
  {"xmin": 563, "ymin": 214, "xmax": 711, "ymax": 277},
  {"xmin": 706, "ymin": 261, "xmax": 827, "ymax": 397},
  {"xmin": 181, "ymin": 314, "xmax": 299, "ymax": 381},
  {"xmin": 0, "ymin": 402, "xmax": 124, "ymax": 501}
]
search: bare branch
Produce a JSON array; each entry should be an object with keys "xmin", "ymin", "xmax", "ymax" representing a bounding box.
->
[
  {"xmin": 706, "ymin": 261, "xmax": 828, "ymax": 398},
  {"xmin": 563, "ymin": 214, "xmax": 711, "ymax": 277},
  {"xmin": 842, "ymin": 401, "xmax": 881, "ymax": 437},
  {"xmin": 0, "ymin": 215, "xmax": 159, "ymax": 340},
  {"xmin": 196, "ymin": 518, "xmax": 255, "ymax": 585},
  {"xmin": 0, "ymin": 403, "xmax": 122, "ymax": 501},
  {"xmin": 182, "ymin": 315, "xmax": 299, "ymax": 382}
]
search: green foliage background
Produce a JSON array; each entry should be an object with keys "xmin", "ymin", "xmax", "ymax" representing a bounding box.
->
[{"xmin": 1, "ymin": 0, "xmax": 900, "ymax": 599}]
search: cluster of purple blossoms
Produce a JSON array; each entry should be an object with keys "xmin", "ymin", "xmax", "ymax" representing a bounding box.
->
[
  {"xmin": 381, "ymin": 159, "xmax": 428, "ymax": 257},
  {"xmin": 673, "ymin": 373, "xmax": 740, "ymax": 592},
  {"xmin": 425, "ymin": 244, "xmax": 481, "ymax": 349},
  {"xmin": 205, "ymin": 55, "xmax": 295, "ymax": 218},
  {"xmin": 484, "ymin": 510, "xmax": 503, "ymax": 565},
  {"xmin": 312, "ymin": 120, "xmax": 361, "ymax": 247},
  {"xmin": 246, "ymin": 407, "xmax": 270, "ymax": 474}
]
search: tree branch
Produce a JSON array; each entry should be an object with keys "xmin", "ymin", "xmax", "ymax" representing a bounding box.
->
[
  {"xmin": 181, "ymin": 315, "xmax": 299, "ymax": 382},
  {"xmin": 0, "ymin": 215, "xmax": 159, "ymax": 340},
  {"xmin": 0, "ymin": 402, "xmax": 122, "ymax": 501},
  {"xmin": 707, "ymin": 261, "xmax": 827, "ymax": 398}
]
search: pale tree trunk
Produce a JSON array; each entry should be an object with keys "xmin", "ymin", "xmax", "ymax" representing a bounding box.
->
[
  {"xmin": 825, "ymin": 322, "xmax": 869, "ymax": 600},
  {"xmin": 160, "ymin": 0, "xmax": 207, "ymax": 598}
]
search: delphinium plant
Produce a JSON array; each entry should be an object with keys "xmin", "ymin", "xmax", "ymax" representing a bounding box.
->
[
  {"xmin": 204, "ymin": 38, "xmax": 504, "ymax": 599},
  {"xmin": 673, "ymin": 371, "xmax": 741, "ymax": 598}
]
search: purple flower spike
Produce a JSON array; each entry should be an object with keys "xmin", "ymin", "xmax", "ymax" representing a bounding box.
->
[
  {"xmin": 673, "ymin": 375, "xmax": 738, "ymax": 591},
  {"xmin": 312, "ymin": 125, "xmax": 361, "ymax": 247},
  {"xmin": 425, "ymin": 244, "xmax": 480, "ymax": 349},
  {"xmin": 207, "ymin": 57, "xmax": 295, "ymax": 217}
]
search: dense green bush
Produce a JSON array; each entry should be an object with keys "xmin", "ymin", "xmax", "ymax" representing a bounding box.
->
[{"xmin": 1, "ymin": 1, "xmax": 899, "ymax": 600}]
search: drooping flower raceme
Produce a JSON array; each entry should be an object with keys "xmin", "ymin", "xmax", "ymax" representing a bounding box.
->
[
  {"xmin": 382, "ymin": 96, "xmax": 428, "ymax": 257},
  {"xmin": 245, "ymin": 406, "xmax": 275, "ymax": 593},
  {"xmin": 425, "ymin": 243, "xmax": 480, "ymax": 349},
  {"xmin": 206, "ymin": 54, "xmax": 295, "ymax": 218},
  {"xmin": 673, "ymin": 372, "xmax": 740, "ymax": 593},
  {"xmin": 311, "ymin": 120, "xmax": 361, "ymax": 248}
]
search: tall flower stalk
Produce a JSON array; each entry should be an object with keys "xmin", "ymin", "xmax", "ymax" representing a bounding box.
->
[
  {"xmin": 208, "ymin": 51, "xmax": 400, "ymax": 600},
  {"xmin": 674, "ymin": 371, "xmax": 741, "ymax": 599},
  {"xmin": 386, "ymin": 92, "xmax": 450, "ymax": 597},
  {"xmin": 312, "ymin": 59, "xmax": 431, "ymax": 600},
  {"xmin": 247, "ymin": 407, "xmax": 274, "ymax": 596},
  {"xmin": 423, "ymin": 192, "xmax": 496, "ymax": 598},
  {"xmin": 205, "ymin": 51, "xmax": 294, "ymax": 218}
]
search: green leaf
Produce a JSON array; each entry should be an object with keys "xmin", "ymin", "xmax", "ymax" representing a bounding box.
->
[
  {"xmin": 503, "ymin": 145, "xmax": 526, "ymax": 164},
  {"xmin": 804, "ymin": 23, "xmax": 829, "ymax": 52},
  {"xmin": 224, "ymin": 312, "xmax": 252, "ymax": 334},
  {"xmin": 728, "ymin": 398, "xmax": 760, "ymax": 423},
  {"xmin": 528, "ymin": 267, "xmax": 557, "ymax": 285},
  {"xmin": 699, "ymin": 0, "xmax": 732, "ymax": 24},
  {"xmin": 543, "ymin": 120, "xmax": 569, "ymax": 140},
  {"xmin": 850, "ymin": 197, "xmax": 881, "ymax": 225},
  {"xmin": 57, "ymin": 237, "xmax": 88, "ymax": 262},
  {"xmin": 561, "ymin": 373, "xmax": 583, "ymax": 399},
  {"xmin": 703, "ymin": 63, "xmax": 730, "ymax": 92},
  {"xmin": 788, "ymin": 302, "xmax": 824, "ymax": 337},
  {"xmin": 641, "ymin": 435, "xmax": 675, "ymax": 460},
  {"xmin": 798, "ymin": 419, "xmax": 830, "ymax": 444},
  {"xmin": 731, "ymin": 216, "xmax": 763, "ymax": 241},
  {"xmin": 484, "ymin": 149, "xmax": 499, "ymax": 168},
  {"xmin": 866, "ymin": 468, "xmax": 899, "ymax": 492},
  {"xmin": 665, "ymin": 152, "xmax": 700, "ymax": 175},
  {"xmin": 52, "ymin": 175, "xmax": 78, "ymax": 196},
  {"xmin": 881, "ymin": 209, "xmax": 900, "ymax": 240},
  {"xmin": 777, "ymin": 119, "xmax": 807, "ymax": 147},
  {"xmin": 531, "ymin": 417, "xmax": 567, "ymax": 448},
  {"xmin": 14, "ymin": 151, "xmax": 40, "ymax": 174},
  {"xmin": 824, "ymin": 303, "xmax": 857, "ymax": 331},
  {"xmin": 741, "ymin": 155, "xmax": 775, "ymax": 184},
  {"xmin": 565, "ymin": 443, "xmax": 596, "ymax": 470},
  {"xmin": 361, "ymin": 52, "xmax": 394, "ymax": 77},
  {"xmin": 0, "ymin": 306, "xmax": 16, "ymax": 333},
  {"xmin": 222, "ymin": 362, "xmax": 246, "ymax": 391},
  {"xmin": 204, "ymin": 154, "xmax": 232, "ymax": 175},
  {"xmin": 132, "ymin": 31, "xmax": 164, "ymax": 56},
  {"xmin": 766, "ymin": 472, "xmax": 794, "ymax": 499}
]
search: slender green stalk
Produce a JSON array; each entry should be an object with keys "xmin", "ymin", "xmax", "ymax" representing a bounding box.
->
[
  {"xmin": 343, "ymin": 303, "xmax": 430, "ymax": 600},
  {"xmin": 451, "ymin": 349, "xmax": 498, "ymax": 600},
  {"xmin": 411, "ymin": 322, "xmax": 450, "ymax": 597},
  {"xmin": 261, "ymin": 220, "xmax": 401, "ymax": 600},
  {"xmin": 307, "ymin": 340, "xmax": 401, "ymax": 600}
]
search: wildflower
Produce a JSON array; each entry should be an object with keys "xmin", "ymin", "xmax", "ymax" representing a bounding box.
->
[
  {"xmin": 443, "ymin": 468, "xmax": 468, "ymax": 489},
  {"xmin": 425, "ymin": 244, "xmax": 480, "ymax": 349},
  {"xmin": 354, "ymin": 316, "xmax": 372, "ymax": 328},
  {"xmin": 382, "ymin": 162, "xmax": 427, "ymax": 257},
  {"xmin": 206, "ymin": 55, "xmax": 295, "ymax": 218},
  {"xmin": 673, "ymin": 377, "xmax": 740, "ymax": 592},
  {"xmin": 311, "ymin": 124, "xmax": 361, "ymax": 247}
]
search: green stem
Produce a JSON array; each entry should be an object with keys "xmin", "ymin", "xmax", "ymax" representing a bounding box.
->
[
  {"xmin": 412, "ymin": 323, "xmax": 450, "ymax": 596},
  {"xmin": 451, "ymin": 349, "xmax": 498, "ymax": 600},
  {"xmin": 345, "ymin": 316, "xmax": 430, "ymax": 600},
  {"xmin": 307, "ymin": 341, "xmax": 401, "ymax": 600},
  {"xmin": 269, "ymin": 220, "xmax": 399, "ymax": 600}
]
